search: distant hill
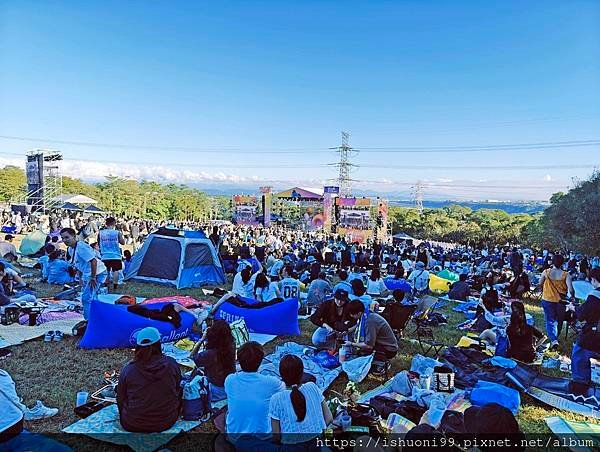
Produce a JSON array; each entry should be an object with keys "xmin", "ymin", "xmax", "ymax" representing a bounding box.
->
[{"xmin": 389, "ymin": 199, "xmax": 547, "ymax": 214}]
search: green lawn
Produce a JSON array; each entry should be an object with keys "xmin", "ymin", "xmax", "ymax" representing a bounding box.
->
[{"xmin": 2, "ymin": 268, "xmax": 596, "ymax": 449}]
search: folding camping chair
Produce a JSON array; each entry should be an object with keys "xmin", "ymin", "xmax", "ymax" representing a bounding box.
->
[
  {"xmin": 381, "ymin": 303, "xmax": 417, "ymax": 341},
  {"xmin": 416, "ymin": 327, "xmax": 445, "ymax": 358}
]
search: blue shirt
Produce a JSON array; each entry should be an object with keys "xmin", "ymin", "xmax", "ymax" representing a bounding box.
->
[
  {"xmin": 99, "ymin": 229, "xmax": 122, "ymax": 261},
  {"xmin": 48, "ymin": 259, "xmax": 75, "ymax": 285}
]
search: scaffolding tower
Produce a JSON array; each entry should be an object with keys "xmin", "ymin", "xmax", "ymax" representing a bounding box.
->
[{"xmin": 21, "ymin": 149, "xmax": 63, "ymax": 212}]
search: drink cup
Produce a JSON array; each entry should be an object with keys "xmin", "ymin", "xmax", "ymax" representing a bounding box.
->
[{"xmin": 76, "ymin": 391, "xmax": 88, "ymax": 407}]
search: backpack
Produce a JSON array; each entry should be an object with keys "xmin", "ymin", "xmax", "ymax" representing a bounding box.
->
[
  {"xmin": 181, "ymin": 374, "xmax": 211, "ymax": 421},
  {"xmin": 229, "ymin": 318, "xmax": 250, "ymax": 350}
]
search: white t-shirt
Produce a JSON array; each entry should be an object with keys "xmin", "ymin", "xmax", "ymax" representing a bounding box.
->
[
  {"xmin": 225, "ymin": 372, "xmax": 285, "ymax": 442},
  {"xmin": 269, "ymin": 382, "xmax": 326, "ymax": 444},
  {"xmin": 256, "ymin": 282, "xmax": 279, "ymax": 302},
  {"xmin": 232, "ymin": 272, "xmax": 258, "ymax": 298},
  {"xmin": 280, "ymin": 277, "xmax": 301, "ymax": 299},
  {"xmin": 70, "ymin": 242, "xmax": 106, "ymax": 281},
  {"xmin": 366, "ymin": 278, "xmax": 386, "ymax": 295}
]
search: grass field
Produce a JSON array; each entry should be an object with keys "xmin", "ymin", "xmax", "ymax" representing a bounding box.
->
[{"xmin": 1, "ymin": 264, "xmax": 596, "ymax": 450}]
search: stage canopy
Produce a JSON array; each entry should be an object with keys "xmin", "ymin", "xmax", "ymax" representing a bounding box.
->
[
  {"xmin": 58, "ymin": 202, "xmax": 82, "ymax": 211},
  {"xmin": 84, "ymin": 204, "xmax": 104, "ymax": 213},
  {"xmin": 55, "ymin": 194, "xmax": 99, "ymax": 205},
  {"xmin": 274, "ymin": 187, "xmax": 323, "ymax": 201}
]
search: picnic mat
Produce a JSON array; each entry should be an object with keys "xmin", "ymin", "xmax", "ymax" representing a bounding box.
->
[
  {"xmin": 545, "ymin": 416, "xmax": 600, "ymax": 452},
  {"xmin": 0, "ymin": 317, "xmax": 83, "ymax": 347},
  {"xmin": 19, "ymin": 310, "xmax": 83, "ymax": 326},
  {"xmin": 259, "ymin": 342, "xmax": 342, "ymax": 391},
  {"xmin": 62, "ymin": 404, "xmax": 200, "ymax": 452}
]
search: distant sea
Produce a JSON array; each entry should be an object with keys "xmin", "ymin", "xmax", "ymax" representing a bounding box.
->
[{"xmin": 389, "ymin": 199, "xmax": 547, "ymax": 214}]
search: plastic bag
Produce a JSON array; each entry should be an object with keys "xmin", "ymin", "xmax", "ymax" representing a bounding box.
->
[
  {"xmin": 470, "ymin": 380, "xmax": 520, "ymax": 415},
  {"xmin": 342, "ymin": 353, "xmax": 374, "ymax": 382},
  {"xmin": 410, "ymin": 354, "xmax": 441, "ymax": 376},
  {"xmin": 391, "ymin": 370, "xmax": 414, "ymax": 396}
]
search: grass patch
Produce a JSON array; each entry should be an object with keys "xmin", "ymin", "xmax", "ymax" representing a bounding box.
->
[{"xmin": 2, "ymin": 267, "xmax": 596, "ymax": 446}]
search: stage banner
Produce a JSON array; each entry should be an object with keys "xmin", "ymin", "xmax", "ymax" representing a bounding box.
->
[
  {"xmin": 336, "ymin": 197, "xmax": 371, "ymax": 207},
  {"xmin": 233, "ymin": 195, "xmax": 259, "ymax": 225},
  {"xmin": 323, "ymin": 186, "xmax": 339, "ymax": 233}
]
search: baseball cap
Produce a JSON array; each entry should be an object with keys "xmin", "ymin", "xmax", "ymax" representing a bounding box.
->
[
  {"xmin": 416, "ymin": 261, "xmax": 425, "ymax": 268},
  {"xmin": 135, "ymin": 327, "xmax": 161, "ymax": 347}
]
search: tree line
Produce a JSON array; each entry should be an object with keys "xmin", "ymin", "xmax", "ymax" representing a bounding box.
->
[{"xmin": 0, "ymin": 165, "xmax": 597, "ymax": 254}]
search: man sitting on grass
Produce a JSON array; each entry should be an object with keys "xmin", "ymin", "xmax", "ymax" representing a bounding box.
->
[
  {"xmin": 225, "ymin": 341, "xmax": 284, "ymax": 449},
  {"xmin": 344, "ymin": 300, "xmax": 399, "ymax": 375}
]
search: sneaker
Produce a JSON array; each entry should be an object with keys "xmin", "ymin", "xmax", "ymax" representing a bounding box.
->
[
  {"xmin": 44, "ymin": 331, "xmax": 55, "ymax": 342},
  {"xmin": 53, "ymin": 331, "xmax": 63, "ymax": 342},
  {"xmin": 23, "ymin": 400, "xmax": 59, "ymax": 421}
]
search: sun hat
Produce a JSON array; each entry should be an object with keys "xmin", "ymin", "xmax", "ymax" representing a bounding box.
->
[
  {"xmin": 307, "ymin": 256, "xmax": 317, "ymax": 263},
  {"xmin": 135, "ymin": 327, "xmax": 161, "ymax": 347}
]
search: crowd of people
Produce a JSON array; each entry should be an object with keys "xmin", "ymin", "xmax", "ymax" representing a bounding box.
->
[{"xmin": 1, "ymin": 213, "xmax": 599, "ymax": 449}]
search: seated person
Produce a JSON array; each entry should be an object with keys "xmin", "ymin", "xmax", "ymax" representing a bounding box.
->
[
  {"xmin": 507, "ymin": 301, "xmax": 544, "ymax": 363},
  {"xmin": 508, "ymin": 271, "xmax": 530, "ymax": 299},
  {"xmin": 350, "ymin": 279, "xmax": 373, "ymax": 311},
  {"xmin": 481, "ymin": 278, "xmax": 502, "ymax": 312},
  {"xmin": 123, "ymin": 249, "xmax": 133, "ymax": 274},
  {"xmin": 345, "ymin": 301, "xmax": 399, "ymax": 368},
  {"xmin": 117, "ymin": 327, "xmax": 182, "ymax": 433},
  {"xmin": 37, "ymin": 244, "xmax": 54, "ymax": 282},
  {"xmin": 366, "ymin": 268, "xmax": 388, "ymax": 297},
  {"xmin": 332, "ymin": 269, "xmax": 353, "ymax": 296},
  {"xmin": 448, "ymin": 273, "xmax": 471, "ymax": 301},
  {"xmin": 254, "ymin": 273, "xmax": 281, "ymax": 303},
  {"xmin": 0, "ymin": 234, "xmax": 18, "ymax": 262},
  {"xmin": 191, "ymin": 319, "xmax": 235, "ymax": 402},
  {"xmin": 381, "ymin": 289, "xmax": 415, "ymax": 334},
  {"xmin": 47, "ymin": 249, "xmax": 75, "ymax": 285},
  {"xmin": 570, "ymin": 268, "xmax": 600, "ymax": 392},
  {"xmin": 306, "ymin": 272, "xmax": 332, "ymax": 308},
  {"xmin": 309, "ymin": 289, "xmax": 356, "ymax": 348},
  {"xmin": 225, "ymin": 341, "xmax": 285, "ymax": 447},
  {"xmin": 270, "ymin": 355, "xmax": 333, "ymax": 447},
  {"xmin": 0, "ymin": 263, "xmax": 35, "ymax": 306}
]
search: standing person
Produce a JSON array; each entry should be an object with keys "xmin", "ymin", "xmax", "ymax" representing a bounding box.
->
[
  {"xmin": 98, "ymin": 217, "xmax": 125, "ymax": 291},
  {"xmin": 570, "ymin": 268, "xmax": 600, "ymax": 393},
  {"xmin": 60, "ymin": 228, "xmax": 107, "ymax": 320},
  {"xmin": 209, "ymin": 226, "xmax": 221, "ymax": 253},
  {"xmin": 225, "ymin": 342, "xmax": 285, "ymax": 449},
  {"xmin": 117, "ymin": 327, "xmax": 182, "ymax": 432},
  {"xmin": 269, "ymin": 355, "xmax": 333, "ymax": 449},
  {"xmin": 539, "ymin": 255, "xmax": 575, "ymax": 350}
]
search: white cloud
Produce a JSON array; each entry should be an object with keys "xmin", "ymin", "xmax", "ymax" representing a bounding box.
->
[
  {"xmin": 438, "ymin": 178, "xmax": 453, "ymax": 183},
  {"xmin": 543, "ymin": 174, "xmax": 552, "ymax": 182}
]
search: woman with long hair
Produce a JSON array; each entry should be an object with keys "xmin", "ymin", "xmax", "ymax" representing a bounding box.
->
[
  {"xmin": 506, "ymin": 301, "xmax": 544, "ymax": 363},
  {"xmin": 254, "ymin": 272, "xmax": 281, "ymax": 302},
  {"xmin": 366, "ymin": 267, "xmax": 387, "ymax": 297},
  {"xmin": 117, "ymin": 327, "xmax": 182, "ymax": 432},
  {"xmin": 269, "ymin": 355, "xmax": 333, "ymax": 449},
  {"xmin": 191, "ymin": 319, "xmax": 236, "ymax": 402}
]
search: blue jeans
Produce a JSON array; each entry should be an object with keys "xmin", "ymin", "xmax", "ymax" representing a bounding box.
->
[
  {"xmin": 81, "ymin": 272, "xmax": 108, "ymax": 320},
  {"xmin": 541, "ymin": 300, "xmax": 565, "ymax": 342},
  {"xmin": 311, "ymin": 327, "xmax": 336, "ymax": 348},
  {"xmin": 571, "ymin": 343, "xmax": 600, "ymax": 384},
  {"xmin": 210, "ymin": 383, "xmax": 227, "ymax": 403}
]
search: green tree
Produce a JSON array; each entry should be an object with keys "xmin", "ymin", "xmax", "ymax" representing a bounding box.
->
[{"xmin": 0, "ymin": 166, "xmax": 26, "ymax": 201}]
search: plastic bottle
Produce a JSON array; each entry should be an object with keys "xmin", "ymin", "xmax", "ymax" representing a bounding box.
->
[{"xmin": 339, "ymin": 345, "xmax": 347, "ymax": 362}]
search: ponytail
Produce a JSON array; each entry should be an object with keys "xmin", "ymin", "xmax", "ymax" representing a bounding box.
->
[
  {"xmin": 279, "ymin": 355, "xmax": 306, "ymax": 422},
  {"xmin": 290, "ymin": 384, "xmax": 307, "ymax": 422}
]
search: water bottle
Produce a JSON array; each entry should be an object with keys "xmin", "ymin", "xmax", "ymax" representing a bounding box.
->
[{"xmin": 339, "ymin": 345, "xmax": 347, "ymax": 363}]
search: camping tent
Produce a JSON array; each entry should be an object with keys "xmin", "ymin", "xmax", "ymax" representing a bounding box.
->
[{"xmin": 125, "ymin": 227, "xmax": 225, "ymax": 288}]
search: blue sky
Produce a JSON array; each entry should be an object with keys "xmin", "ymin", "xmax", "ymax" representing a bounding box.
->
[{"xmin": 1, "ymin": 1, "xmax": 599, "ymax": 200}]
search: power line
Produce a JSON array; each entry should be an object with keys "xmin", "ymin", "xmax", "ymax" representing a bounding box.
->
[{"xmin": 0, "ymin": 134, "xmax": 598, "ymax": 154}]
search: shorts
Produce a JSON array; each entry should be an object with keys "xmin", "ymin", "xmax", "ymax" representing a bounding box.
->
[{"xmin": 102, "ymin": 259, "xmax": 123, "ymax": 271}]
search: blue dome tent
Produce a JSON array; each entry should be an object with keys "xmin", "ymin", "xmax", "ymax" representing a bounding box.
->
[{"xmin": 125, "ymin": 227, "xmax": 225, "ymax": 288}]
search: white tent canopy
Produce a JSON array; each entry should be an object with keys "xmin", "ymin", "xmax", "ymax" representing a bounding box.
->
[{"xmin": 54, "ymin": 194, "xmax": 98, "ymax": 205}]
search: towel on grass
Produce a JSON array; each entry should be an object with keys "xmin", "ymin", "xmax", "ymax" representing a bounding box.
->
[{"xmin": 62, "ymin": 404, "xmax": 200, "ymax": 452}]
